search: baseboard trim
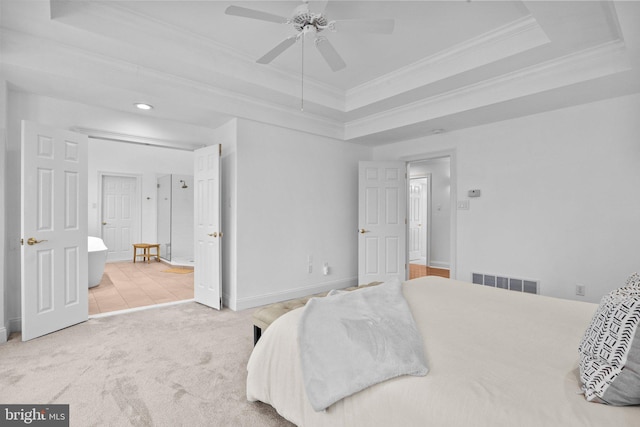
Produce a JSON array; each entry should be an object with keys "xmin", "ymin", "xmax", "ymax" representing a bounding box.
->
[
  {"xmin": 429, "ymin": 260, "xmax": 450, "ymax": 269},
  {"xmin": 222, "ymin": 292, "xmax": 235, "ymax": 311},
  {"xmin": 9, "ymin": 317, "xmax": 21, "ymax": 334},
  {"xmin": 234, "ymin": 277, "xmax": 358, "ymax": 311}
]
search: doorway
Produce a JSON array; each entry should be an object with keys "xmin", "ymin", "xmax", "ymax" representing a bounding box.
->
[{"xmin": 408, "ymin": 157, "xmax": 452, "ymax": 279}]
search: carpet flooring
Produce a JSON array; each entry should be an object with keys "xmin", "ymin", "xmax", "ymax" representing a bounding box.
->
[{"xmin": 0, "ymin": 303, "xmax": 294, "ymax": 427}]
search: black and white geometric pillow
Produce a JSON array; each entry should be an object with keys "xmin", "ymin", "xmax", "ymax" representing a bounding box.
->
[
  {"xmin": 578, "ymin": 282, "xmax": 640, "ymax": 405},
  {"xmin": 625, "ymin": 272, "xmax": 640, "ymax": 289}
]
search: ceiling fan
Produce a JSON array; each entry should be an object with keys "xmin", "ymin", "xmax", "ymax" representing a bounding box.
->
[{"xmin": 225, "ymin": 1, "xmax": 395, "ymax": 72}]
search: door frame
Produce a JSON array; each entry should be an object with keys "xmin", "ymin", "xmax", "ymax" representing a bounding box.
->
[
  {"xmin": 404, "ymin": 149, "xmax": 457, "ymax": 279},
  {"xmin": 97, "ymin": 171, "xmax": 142, "ymax": 255}
]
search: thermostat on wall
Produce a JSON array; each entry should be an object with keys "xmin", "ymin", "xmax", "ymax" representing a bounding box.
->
[{"xmin": 468, "ymin": 189, "xmax": 481, "ymax": 197}]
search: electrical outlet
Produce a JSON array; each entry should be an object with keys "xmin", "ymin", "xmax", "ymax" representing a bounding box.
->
[{"xmin": 576, "ymin": 284, "xmax": 586, "ymax": 296}]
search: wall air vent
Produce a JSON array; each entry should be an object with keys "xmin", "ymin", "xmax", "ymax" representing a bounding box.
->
[{"xmin": 472, "ymin": 273, "xmax": 539, "ymax": 294}]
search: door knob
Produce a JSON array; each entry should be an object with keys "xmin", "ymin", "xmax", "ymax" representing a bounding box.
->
[
  {"xmin": 208, "ymin": 232, "xmax": 218, "ymax": 237},
  {"xmin": 358, "ymin": 229, "xmax": 369, "ymax": 234},
  {"xmin": 27, "ymin": 237, "xmax": 47, "ymax": 246},
  {"xmin": 102, "ymin": 222, "xmax": 108, "ymax": 225}
]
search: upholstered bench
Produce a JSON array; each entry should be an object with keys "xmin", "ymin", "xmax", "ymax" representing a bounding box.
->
[{"xmin": 252, "ymin": 282, "xmax": 381, "ymax": 345}]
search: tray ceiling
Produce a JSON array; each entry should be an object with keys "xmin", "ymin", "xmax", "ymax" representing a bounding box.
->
[{"xmin": 1, "ymin": 1, "xmax": 639, "ymax": 148}]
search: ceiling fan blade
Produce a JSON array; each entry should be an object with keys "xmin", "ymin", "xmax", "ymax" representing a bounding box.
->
[
  {"xmin": 225, "ymin": 5, "xmax": 288, "ymax": 24},
  {"xmin": 257, "ymin": 36, "xmax": 297, "ymax": 64},
  {"xmin": 332, "ymin": 19, "xmax": 395, "ymax": 34},
  {"xmin": 315, "ymin": 37, "xmax": 346, "ymax": 72}
]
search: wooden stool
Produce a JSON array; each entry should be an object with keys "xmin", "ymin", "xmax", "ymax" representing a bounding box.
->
[
  {"xmin": 132, "ymin": 243, "xmax": 161, "ymax": 264},
  {"xmin": 147, "ymin": 244, "xmax": 160, "ymax": 263}
]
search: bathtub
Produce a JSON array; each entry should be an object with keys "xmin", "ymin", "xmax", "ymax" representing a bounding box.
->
[{"xmin": 88, "ymin": 236, "xmax": 108, "ymax": 288}]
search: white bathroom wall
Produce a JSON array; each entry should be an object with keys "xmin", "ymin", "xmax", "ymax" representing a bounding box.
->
[
  {"xmin": 87, "ymin": 138, "xmax": 193, "ymax": 244},
  {"xmin": 157, "ymin": 175, "xmax": 172, "ymax": 259},
  {"xmin": 374, "ymin": 93, "xmax": 640, "ymax": 303},
  {"xmin": 170, "ymin": 174, "xmax": 194, "ymax": 262}
]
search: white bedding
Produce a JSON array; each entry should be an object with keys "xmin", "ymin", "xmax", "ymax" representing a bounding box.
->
[
  {"xmin": 299, "ymin": 279, "xmax": 427, "ymax": 411},
  {"xmin": 247, "ymin": 276, "xmax": 640, "ymax": 427}
]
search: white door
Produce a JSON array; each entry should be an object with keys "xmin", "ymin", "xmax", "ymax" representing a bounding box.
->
[
  {"xmin": 193, "ymin": 145, "xmax": 222, "ymax": 309},
  {"xmin": 409, "ymin": 182, "xmax": 422, "ymax": 261},
  {"xmin": 358, "ymin": 161, "xmax": 407, "ymax": 284},
  {"xmin": 101, "ymin": 175, "xmax": 138, "ymax": 262},
  {"xmin": 21, "ymin": 121, "xmax": 88, "ymax": 341}
]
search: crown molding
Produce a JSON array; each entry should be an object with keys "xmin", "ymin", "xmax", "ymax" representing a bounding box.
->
[
  {"xmin": 345, "ymin": 40, "xmax": 630, "ymax": 140},
  {"xmin": 1, "ymin": 28, "xmax": 344, "ymax": 140},
  {"xmin": 51, "ymin": 1, "xmax": 345, "ymax": 111},
  {"xmin": 345, "ymin": 15, "xmax": 550, "ymax": 112}
]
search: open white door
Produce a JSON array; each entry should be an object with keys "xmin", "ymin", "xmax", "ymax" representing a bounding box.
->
[
  {"xmin": 193, "ymin": 144, "xmax": 222, "ymax": 309},
  {"xmin": 358, "ymin": 161, "xmax": 407, "ymax": 284},
  {"xmin": 21, "ymin": 121, "xmax": 88, "ymax": 341}
]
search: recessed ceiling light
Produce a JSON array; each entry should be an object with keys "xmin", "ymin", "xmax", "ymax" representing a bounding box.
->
[{"xmin": 134, "ymin": 103, "xmax": 153, "ymax": 110}]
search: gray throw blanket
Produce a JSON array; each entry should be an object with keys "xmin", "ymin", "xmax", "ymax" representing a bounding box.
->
[{"xmin": 298, "ymin": 278, "xmax": 428, "ymax": 412}]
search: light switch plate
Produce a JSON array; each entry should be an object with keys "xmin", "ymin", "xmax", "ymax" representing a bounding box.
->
[{"xmin": 457, "ymin": 200, "xmax": 470, "ymax": 210}]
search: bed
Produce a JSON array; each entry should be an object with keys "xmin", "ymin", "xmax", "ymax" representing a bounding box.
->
[{"xmin": 246, "ymin": 276, "xmax": 640, "ymax": 426}]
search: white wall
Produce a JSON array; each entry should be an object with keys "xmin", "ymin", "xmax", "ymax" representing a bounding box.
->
[
  {"xmin": 87, "ymin": 138, "xmax": 193, "ymax": 244},
  {"xmin": 374, "ymin": 93, "xmax": 640, "ymax": 303},
  {"xmin": 217, "ymin": 119, "xmax": 238, "ymax": 308},
  {"xmin": 0, "ymin": 80, "xmax": 7, "ymax": 342},
  {"xmin": 170, "ymin": 174, "xmax": 194, "ymax": 261},
  {"xmin": 229, "ymin": 118, "xmax": 372, "ymax": 309}
]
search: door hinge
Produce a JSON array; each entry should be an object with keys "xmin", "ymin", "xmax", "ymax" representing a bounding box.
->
[
  {"xmin": 219, "ymin": 144, "xmax": 222, "ymax": 156},
  {"xmin": 20, "ymin": 238, "xmax": 24, "ymax": 246},
  {"xmin": 405, "ymin": 218, "xmax": 407, "ymax": 225}
]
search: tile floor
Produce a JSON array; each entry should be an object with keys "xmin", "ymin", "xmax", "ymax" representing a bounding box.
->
[{"xmin": 89, "ymin": 261, "xmax": 194, "ymax": 315}]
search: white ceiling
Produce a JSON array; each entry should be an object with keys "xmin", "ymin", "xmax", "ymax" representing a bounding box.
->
[{"xmin": 1, "ymin": 0, "xmax": 639, "ymax": 149}]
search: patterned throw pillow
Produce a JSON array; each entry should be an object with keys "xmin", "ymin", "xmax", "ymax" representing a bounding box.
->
[
  {"xmin": 625, "ymin": 272, "xmax": 640, "ymax": 289},
  {"xmin": 578, "ymin": 282, "xmax": 640, "ymax": 405}
]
